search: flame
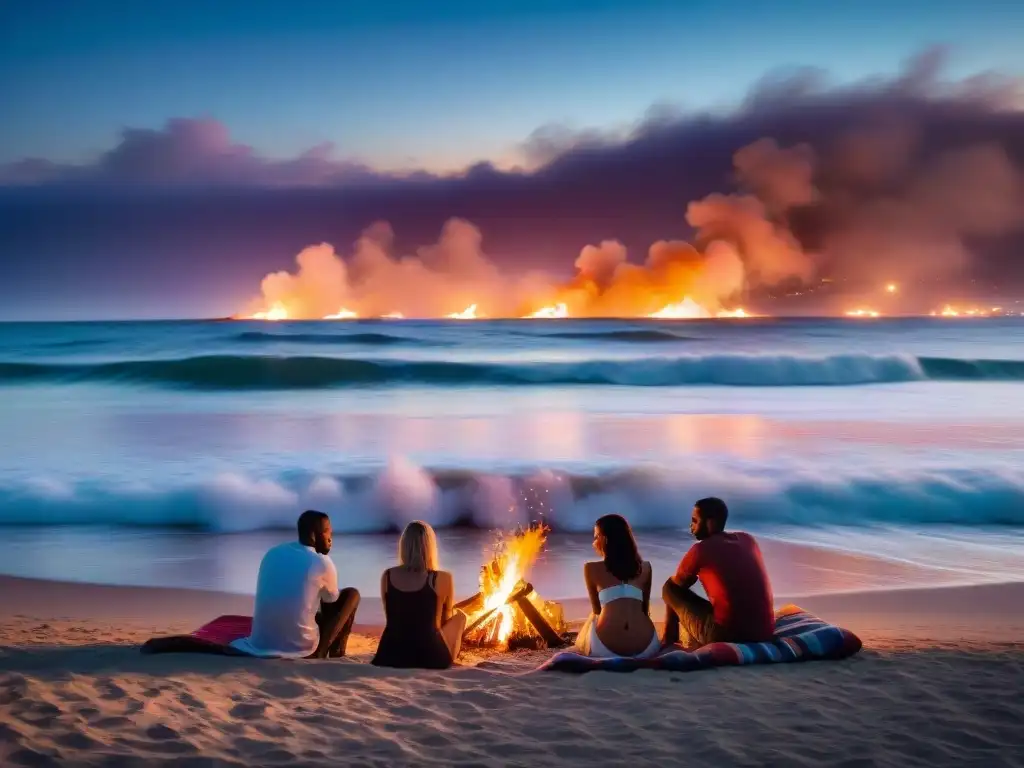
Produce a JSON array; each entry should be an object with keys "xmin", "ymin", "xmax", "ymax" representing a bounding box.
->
[
  {"xmin": 934, "ymin": 305, "xmax": 994, "ymax": 317},
  {"xmin": 845, "ymin": 308, "xmax": 881, "ymax": 318},
  {"xmin": 646, "ymin": 298, "xmax": 752, "ymax": 319},
  {"xmin": 524, "ymin": 303, "xmax": 569, "ymax": 319},
  {"xmin": 716, "ymin": 307, "xmax": 750, "ymax": 318},
  {"xmin": 446, "ymin": 304, "xmax": 479, "ymax": 320},
  {"xmin": 381, "ymin": 311, "xmax": 405, "ymax": 319},
  {"xmin": 242, "ymin": 302, "xmax": 289, "ymax": 321},
  {"xmin": 323, "ymin": 307, "xmax": 358, "ymax": 320},
  {"xmin": 647, "ymin": 298, "xmax": 710, "ymax": 319},
  {"xmin": 472, "ymin": 525, "xmax": 547, "ymax": 643}
]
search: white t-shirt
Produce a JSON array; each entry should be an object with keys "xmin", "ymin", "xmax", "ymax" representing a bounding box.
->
[{"xmin": 231, "ymin": 541, "xmax": 341, "ymax": 658}]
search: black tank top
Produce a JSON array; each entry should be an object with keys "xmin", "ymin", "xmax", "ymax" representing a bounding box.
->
[{"xmin": 371, "ymin": 570, "xmax": 452, "ymax": 669}]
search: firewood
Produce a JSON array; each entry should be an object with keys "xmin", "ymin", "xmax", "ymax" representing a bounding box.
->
[
  {"xmin": 512, "ymin": 586, "xmax": 565, "ymax": 648},
  {"xmin": 464, "ymin": 605, "xmax": 501, "ymax": 636},
  {"xmin": 485, "ymin": 615, "xmax": 502, "ymax": 645},
  {"xmin": 455, "ymin": 591, "xmax": 483, "ymax": 614}
]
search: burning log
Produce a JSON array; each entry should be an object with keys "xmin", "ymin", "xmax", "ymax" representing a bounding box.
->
[
  {"xmin": 454, "ymin": 591, "xmax": 484, "ymax": 615},
  {"xmin": 464, "ymin": 605, "xmax": 501, "ymax": 636},
  {"xmin": 512, "ymin": 585, "xmax": 565, "ymax": 649},
  {"xmin": 462, "ymin": 582, "xmax": 532, "ymax": 637}
]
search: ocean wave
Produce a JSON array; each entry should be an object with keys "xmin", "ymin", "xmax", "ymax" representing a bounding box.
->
[
  {"xmin": 233, "ymin": 331, "xmax": 435, "ymax": 346},
  {"xmin": 1, "ymin": 353, "xmax": 1024, "ymax": 390},
  {"xmin": 526, "ymin": 329, "xmax": 697, "ymax": 342},
  {"xmin": 2, "ymin": 460, "xmax": 1023, "ymax": 532}
]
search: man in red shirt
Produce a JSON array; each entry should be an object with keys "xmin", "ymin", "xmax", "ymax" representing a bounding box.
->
[{"xmin": 662, "ymin": 497, "xmax": 775, "ymax": 648}]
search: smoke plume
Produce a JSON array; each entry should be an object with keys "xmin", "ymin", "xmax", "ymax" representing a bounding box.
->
[{"xmin": 239, "ymin": 139, "xmax": 814, "ymax": 318}]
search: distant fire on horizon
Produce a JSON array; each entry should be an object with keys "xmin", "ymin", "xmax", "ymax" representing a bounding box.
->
[{"xmin": 231, "ymin": 116, "xmax": 1024, "ymax": 324}]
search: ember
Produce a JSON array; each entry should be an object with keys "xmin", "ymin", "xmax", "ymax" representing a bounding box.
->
[{"xmin": 458, "ymin": 525, "xmax": 570, "ymax": 651}]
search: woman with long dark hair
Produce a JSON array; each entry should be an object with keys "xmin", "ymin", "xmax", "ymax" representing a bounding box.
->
[{"xmin": 574, "ymin": 514, "xmax": 659, "ymax": 658}]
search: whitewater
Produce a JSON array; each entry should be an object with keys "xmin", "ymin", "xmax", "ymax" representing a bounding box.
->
[{"xmin": 1, "ymin": 317, "xmax": 1023, "ymax": 594}]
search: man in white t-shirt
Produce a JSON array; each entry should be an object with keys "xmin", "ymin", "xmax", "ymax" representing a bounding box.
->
[{"xmin": 232, "ymin": 510, "xmax": 361, "ymax": 659}]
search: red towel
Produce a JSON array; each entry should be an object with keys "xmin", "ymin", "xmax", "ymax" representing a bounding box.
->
[{"xmin": 141, "ymin": 615, "xmax": 253, "ymax": 655}]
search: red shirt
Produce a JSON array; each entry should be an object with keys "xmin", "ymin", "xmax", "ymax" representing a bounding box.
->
[{"xmin": 673, "ymin": 531, "xmax": 775, "ymax": 642}]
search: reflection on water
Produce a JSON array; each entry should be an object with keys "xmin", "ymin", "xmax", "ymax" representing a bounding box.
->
[
  {"xmin": 1, "ymin": 526, "xmax": 1021, "ymax": 603},
  {"xmin": 6, "ymin": 384, "xmax": 1024, "ymax": 484}
]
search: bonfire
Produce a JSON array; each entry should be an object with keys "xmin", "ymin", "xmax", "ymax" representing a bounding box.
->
[{"xmin": 456, "ymin": 524, "xmax": 570, "ymax": 651}]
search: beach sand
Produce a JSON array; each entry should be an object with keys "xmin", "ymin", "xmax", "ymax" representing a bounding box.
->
[{"xmin": 2, "ymin": 576, "xmax": 1023, "ymax": 767}]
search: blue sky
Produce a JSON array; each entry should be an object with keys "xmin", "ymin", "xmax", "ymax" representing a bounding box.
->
[{"xmin": 2, "ymin": 0, "xmax": 1022, "ymax": 172}]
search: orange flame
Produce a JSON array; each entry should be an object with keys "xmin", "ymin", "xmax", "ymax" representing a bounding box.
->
[
  {"xmin": 471, "ymin": 525, "xmax": 547, "ymax": 643},
  {"xmin": 845, "ymin": 308, "xmax": 881, "ymax": 318},
  {"xmin": 446, "ymin": 304, "xmax": 479, "ymax": 320},
  {"xmin": 647, "ymin": 298, "xmax": 752, "ymax": 319},
  {"xmin": 524, "ymin": 303, "xmax": 569, "ymax": 319},
  {"xmin": 717, "ymin": 307, "xmax": 750, "ymax": 318},
  {"xmin": 323, "ymin": 307, "xmax": 358, "ymax": 320},
  {"xmin": 241, "ymin": 302, "xmax": 289, "ymax": 321},
  {"xmin": 381, "ymin": 311, "xmax": 405, "ymax": 319}
]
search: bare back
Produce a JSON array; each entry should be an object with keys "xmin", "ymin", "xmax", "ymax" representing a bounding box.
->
[{"xmin": 584, "ymin": 560, "xmax": 655, "ymax": 656}]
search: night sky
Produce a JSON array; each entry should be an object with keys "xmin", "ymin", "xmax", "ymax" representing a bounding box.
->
[{"xmin": 1, "ymin": 0, "xmax": 1023, "ymax": 319}]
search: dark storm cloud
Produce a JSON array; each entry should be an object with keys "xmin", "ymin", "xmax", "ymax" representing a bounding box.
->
[{"xmin": 1, "ymin": 48, "xmax": 1023, "ymax": 317}]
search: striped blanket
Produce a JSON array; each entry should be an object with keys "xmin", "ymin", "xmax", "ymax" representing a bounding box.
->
[{"xmin": 537, "ymin": 605, "xmax": 861, "ymax": 673}]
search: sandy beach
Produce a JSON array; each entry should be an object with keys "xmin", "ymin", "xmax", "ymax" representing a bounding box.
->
[{"xmin": 1, "ymin": 576, "xmax": 1022, "ymax": 767}]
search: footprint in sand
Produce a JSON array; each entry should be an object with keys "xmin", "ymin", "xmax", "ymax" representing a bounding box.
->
[
  {"xmin": 54, "ymin": 731, "xmax": 99, "ymax": 750},
  {"xmin": 176, "ymin": 692, "xmax": 207, "ymax": 711},
  {"xmin": 145, "ymin": 723, "xmax": 180, "ymax": 741},
  {"xmin": 253, "ymin": 722, "xmax": 292, "ymax": 738},
  {"xmin": 255, "ymin": 679, "xmax": 307, "ymax": 699},
  {"xmin": 228, "ymin": 701, "xmax": 267, "ymax": 720},
  {"xmin": 7, "ymin": 747, "xmax": 60, "ymax": 768},
  {"xmin": 95, "ymin": 680, "xmax": 128, "ymax": 700}
]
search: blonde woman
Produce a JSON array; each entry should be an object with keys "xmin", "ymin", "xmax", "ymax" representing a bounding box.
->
[{"xmin": 371, "ymin": 520, "xmax": 467, "ymax": 668}]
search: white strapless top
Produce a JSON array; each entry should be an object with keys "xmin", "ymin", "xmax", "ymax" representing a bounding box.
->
[{"xmin": 597, "ymin": 582, "xmax": 644, "ymax": 606}]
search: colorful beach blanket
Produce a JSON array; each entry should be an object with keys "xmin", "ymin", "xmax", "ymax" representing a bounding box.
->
[
  {"xmin": 141, "ymin": 615, "xmax": 253, "ymax": 655},
  {"xmin": 537, "ymin": 605, "xmax": 862, "ymax": 673}
]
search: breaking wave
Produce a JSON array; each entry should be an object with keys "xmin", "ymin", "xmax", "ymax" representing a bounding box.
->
[
  {"xmin": 525, "ymin": 329, "xmax": 697, "ymax": 342},
  {"xmin": 1, "ymin": 353, "xmax": 1024, "ymax": 390},
  {"xmin": 2, "ymin": 460, "xmax": 1023, "ymax": 532},
  {"xmin": 233, "ymin": 331, "xmax": 436, "ymax": 346}
]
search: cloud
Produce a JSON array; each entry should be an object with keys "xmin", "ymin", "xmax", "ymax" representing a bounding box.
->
[
  {"xmin": 0, "ymin": 118, "xmax": 379, "ymax": 187},
  {"xmin": 2, "ymin": 47, "xmax": 1024, "ymax": 317}
]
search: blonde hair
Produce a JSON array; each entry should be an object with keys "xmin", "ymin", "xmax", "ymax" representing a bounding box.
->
[{"xmin": 398, "ymin": 520, "xmax": 440, "ymax": 572}]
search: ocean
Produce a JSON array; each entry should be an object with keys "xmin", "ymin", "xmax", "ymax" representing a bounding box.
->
[{"xmin": 1, "ymin": 317, "xmax": 1023, "ymax": 602}]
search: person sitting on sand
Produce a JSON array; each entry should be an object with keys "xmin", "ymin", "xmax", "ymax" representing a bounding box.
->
[
  {"xmin": 231, "ymin": 510, "xmax": 361, "ymax": 659},
  {"xmin": 662, "ymin": 497, "xmax": 774, "ymax": 648},
  {"xmin": 574, "ymin": 514, "xmax": 660, "ymax": 659},
  {"xmin": 371, "ymin": 520, "xmax": 467, "ymax": 669}
]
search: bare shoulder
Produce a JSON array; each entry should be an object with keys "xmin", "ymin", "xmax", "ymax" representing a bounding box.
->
[{"xmin": 583, "ymin": 560, "xmax": 603, "ymax": 575}]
